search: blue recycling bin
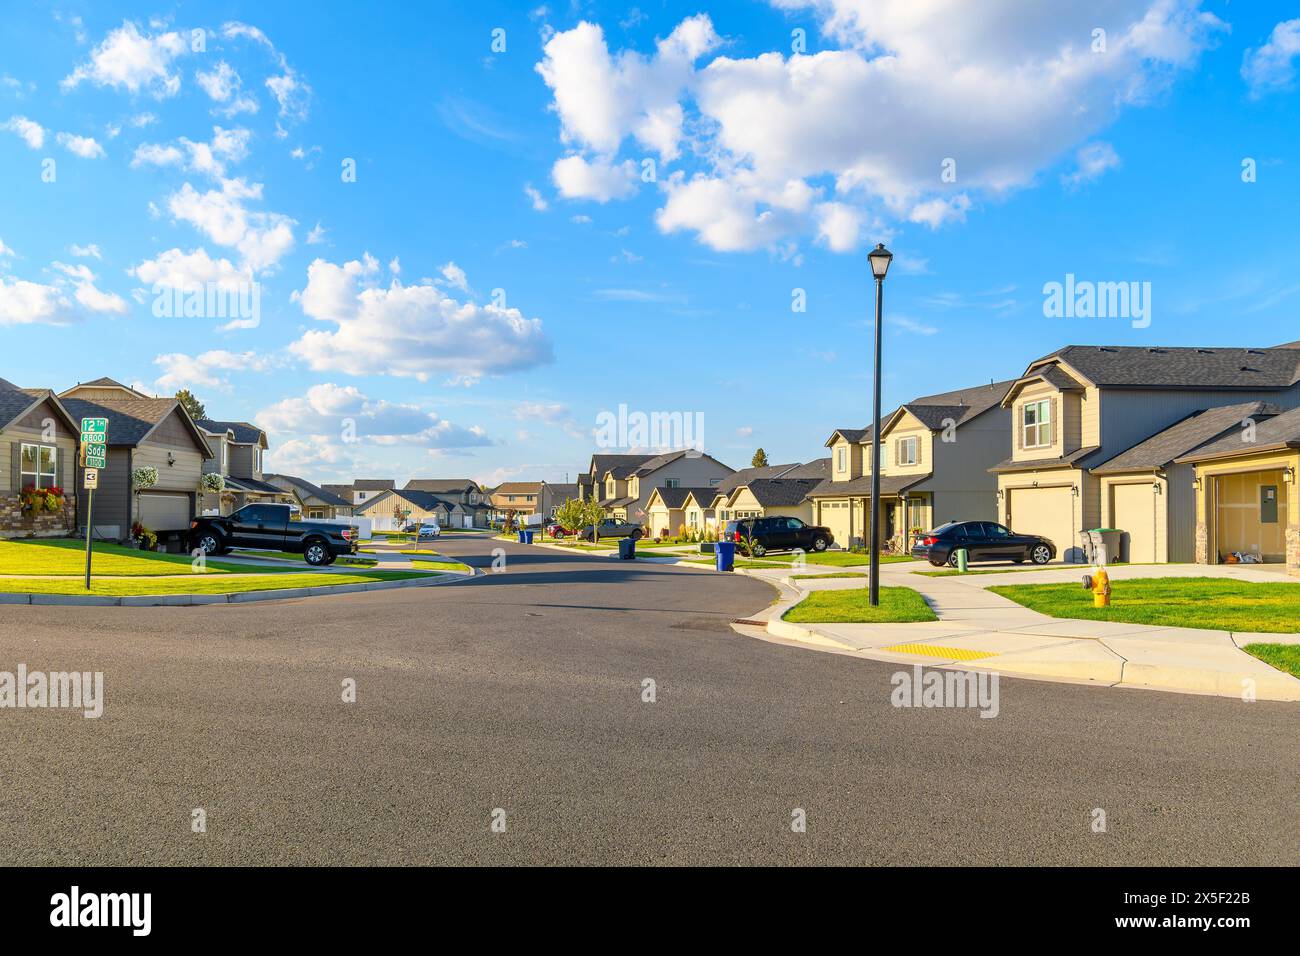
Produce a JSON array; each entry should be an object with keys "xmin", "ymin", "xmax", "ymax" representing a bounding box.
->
[
  {"xmin": 715, "ymin": 539, "xmax": 736, "ymax": 572},
  {"xmin": 517, "ymin": 530, "xmax": 526, "ymax": 543},
  {"xmin": 524, "ymin": 530, "xmax": 535, "ymax": 544},
  {"xmin": 618, "ymin": 537, "xmax": 636, "ymax": 560}
]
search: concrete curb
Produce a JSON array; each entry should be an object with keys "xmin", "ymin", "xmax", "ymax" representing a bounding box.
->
[{"xmin": 0, "ymin": 569, "xmax": 471, "ymax": 607}]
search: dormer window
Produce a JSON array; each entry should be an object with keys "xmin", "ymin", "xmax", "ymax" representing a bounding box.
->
[
  {"xmin": 1023, "ymin": 399, "xmax": 1053, "ymax": 448},
  {"xmin": 836, "ymin": 446, "xmax": 847, "ymax": 472}
]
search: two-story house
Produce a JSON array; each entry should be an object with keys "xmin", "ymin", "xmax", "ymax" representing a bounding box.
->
[
  {"xmin": 490, "ymin": 482, "xmax": 543, "ymax": 520},
  {"xmin": 808, "ymin": 381, "xmax": 1016, "ymax": 551},
  {"xmin": 993, "ymin": 344, "xmax": 1300, "ymax": 563},
  {"xmin": 582, "ymin": 450, "xmax": 735, "ymax": 524},
  {"xmin": 404, "ymin": 478, "xmax": 488, "ymax": 527},
  {"xmin": 194, "ymin": 418, "xmax": 293, "ymax": 515}
]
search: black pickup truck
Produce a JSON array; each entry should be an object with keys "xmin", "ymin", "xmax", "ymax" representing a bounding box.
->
[{"xmin": 189, "ymin": 503, "xmax": 359, "ymax": 566}]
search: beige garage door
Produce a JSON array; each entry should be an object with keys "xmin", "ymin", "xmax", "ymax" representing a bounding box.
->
[
  {"xmin": 138, "ymin": 493, "xmax": 192, "ymax": 531},
  {"xmin": 1008, "ymin": 487, "xmax": 1075, "ymax": 557},
  {"xmin": 1111, "ymin": 483, "xmax": 1157, "ymax": 563},
  {"xmin": 819, "ymin": 500, "xmax": 852, "ymax": 550}
]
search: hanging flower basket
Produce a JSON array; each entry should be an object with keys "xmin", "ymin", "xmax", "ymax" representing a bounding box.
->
[
  {"xmin": 132, "ymin": 466, "xmax": 159, "ymax": 490},
  {"xmin": 199, "ymin": 473, "xmax": 225, "ymax": 493}
]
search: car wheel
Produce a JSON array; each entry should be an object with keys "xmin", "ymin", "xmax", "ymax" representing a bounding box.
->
[
  {"xmin": 947, "ymin": 552, "xmax": 960, "ymax": 568},
  {"xmin": 750, "ymin": 543, "xmax": 766, "ymax": 557},
  {"xmin": 304, "ymin": 539, "xmax": 330, "ymax": 566},
  {"xmin": 1030, "ymin": 544, "xmax": 1052, "ymax": 565},
  {"xmin": 811, "ymin": 536, "xmax": 829, "ymax": 552},
  {"xmin": 195, "ymin": 533, "xmax": 222, "ymax": 556},
  {"xmin": 631, "ymin": 529, "xmax": 643, "ymax": 540}
]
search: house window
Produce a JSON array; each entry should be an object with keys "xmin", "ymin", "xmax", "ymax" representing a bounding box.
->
[
  {"xmin": 688, "ymin": 512, "xmax": 698, "ymax": 527},
  {"xmin": 666, "ymin": 478, "xmax": 680, "ymax": 488},
  {"xmin": 21, "ymin": 443, "xmax": 58, "ymax": 489},
  {"xmin": 253, "ymin": 447, "xmax": 261, "ymax": 472},
  {"xmin": 708, "ymin": 477, "xmax": 720, "ymax": 486},
  {"xmin": 221, "ymin": 442, "xmax": 227, "ymax": 471},
  {"xmin": 897, "ymin": 436, "xmax": 918, "ymax": 465},
  {"xmin": 836, "ymin": 446, "xmax": 847, "ymax": 472},
  {"xmin": 1023, "ymin": 400, "xmax": 1053, "ymax": 448}
]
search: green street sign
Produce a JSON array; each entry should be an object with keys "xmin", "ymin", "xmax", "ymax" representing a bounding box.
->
[
  {"xmin": 81, "ymin": 417, "xmax": 108, "ymax": 435},
  {"xmin": 85, "ymin": 448, "xmax": 107, "ymax": 469}
]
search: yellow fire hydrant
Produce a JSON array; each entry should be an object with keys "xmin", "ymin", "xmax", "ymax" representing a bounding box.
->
[{"xmin": 1082, "ymin": 567, "xmax": 1112, "ymax": 607}]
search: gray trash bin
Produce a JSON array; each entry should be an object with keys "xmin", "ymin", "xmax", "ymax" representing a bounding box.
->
[
  {"xmin": 1093, "ymin": 528, "xmax": 1123, "ymax": 565},
  {"xmin": 1079, "ymin": 530, "xmax": 1099, "ymax": 564}
]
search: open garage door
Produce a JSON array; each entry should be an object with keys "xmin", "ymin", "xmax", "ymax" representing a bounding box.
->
[
  {"xmin": 137, "ymin": 492, "xmax": 192, "ymax": 531},
  {"xmin": 1110, "ymin": 482, "xmax": 1157, "ymax": 563},
  {"xmin": 1215, "ymin": 470, "xmax": 1287, "ymax": 562},
  {"xmin": 1007, "ymin": 486, "xmax": 1075, "ymax": 559}
]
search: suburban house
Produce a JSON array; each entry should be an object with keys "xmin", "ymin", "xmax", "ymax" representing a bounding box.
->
[
  {"xmin": 264, "ymin": 474, "xmax": 354, "ymax": 519},
  {"xmin": 59, "ymin": 383, "xmax": 214, "ymax": 545},
  {"xmin": 810, "ymin": 381, "xmax": 1015, "ymax": 551},
  {"xmin": 354, "ymin": 488, "xmax": 466, "ymax": 530},
  {"xmin": 539, "ymin": 481, "xmax": 579, "ymax": 518},
  {"xmin": 490, "ymin": 481, "xmax": 543, "ymax": 520},
  {"xmin": 992, "ymin": 345, "xmax": 1300, "ymax": 563},
  {"xmin": 0, "ymin": 378, "xmax": 79, "ymax": 538},
  {"xmin": 194, "ymin": 418, "xmax": 291, "ymax": 515},
  {"xmin": 401, "ymin": 478, "xmax": 488, "ymax": 527},
  {"xmin": 721, "ymin": 478, "xmax": 823, "ymax": 526},
  {"xmin": 351, "ymin": 479, "xmax": 397, "ymax": 506},
  {"xmin": 644, "ymin": 486, "xmax": 721, "ymax": 537},
  {"xmin": 1175, "ymin": 405, "xmax": 1300, "ymax": 573},
  {"xmin": 580, "ymin": 450, "xmax": 735, "ymax": 524}
]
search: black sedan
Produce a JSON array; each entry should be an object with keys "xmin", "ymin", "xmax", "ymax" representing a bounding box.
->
[{"xmin": 911, "ymin": 520, "xmax": 1055, "ymax": 567}]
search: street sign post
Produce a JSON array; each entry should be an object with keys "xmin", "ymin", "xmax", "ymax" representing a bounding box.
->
[{"xmin": 80, "ymin": 417, "xmax": 108, "ymax": 590}]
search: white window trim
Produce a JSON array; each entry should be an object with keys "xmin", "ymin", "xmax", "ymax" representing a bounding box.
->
[
  {"xmin": 836, "ymin": 446, "xmax": 847, "ymax": 472},
  {"xmin": 1023, "ymin": 399, "xmax": 1053, "ymax": 449},
  {"xmin": 21, "ymin": 443, "xmax": 58, "ymax": 489},
  {"xmin": 897, "ymin": 436, "xmax": 918, "ymax": 466}
]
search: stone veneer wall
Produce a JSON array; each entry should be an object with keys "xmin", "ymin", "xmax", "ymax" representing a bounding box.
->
[
  {"xmin": 1287, "ymin": 527, "xmax": 1300, "ymax": 578},
  {"xmin": 1194, "ymin": 522, "xmax": 1208, "ymax": 565},
  {"xmin": 0, "ymin": 494, "xmax": 76, "ymax": 539}
]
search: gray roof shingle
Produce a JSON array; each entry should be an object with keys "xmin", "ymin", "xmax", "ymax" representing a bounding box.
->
[
  {"xmin": 1092, "ymin": 402, "xmax": 1280, "ymax": 473},
  {"xmin": 195, "ymin": 419, "xmax": 266, "ymax": 444},
  {"xmin": 1175, "ymin": 405, "xmax": 1300, "ymax": 463},
  {"xmin": 265, "ymin": 473, "xmax": 352, "ymax": 507},
  {"xmin": 827, "ymin": 379, "xmax": 1016, "ymax": 445},
  {"xmin": 805, "ymin": 474, "xmax": 930, "ymax": 499},
  {"xmin": 62, "ymin": 395, "xmax": 209, "ymax": 452},
  {"xmin": 1032, "ymin": 345, "xmax": 1300, "ymax": 389}
]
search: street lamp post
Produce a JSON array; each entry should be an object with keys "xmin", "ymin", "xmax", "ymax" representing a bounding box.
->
[{"xmin": 867, "ymin": 242, "xmax": 892, "ymax": 606}]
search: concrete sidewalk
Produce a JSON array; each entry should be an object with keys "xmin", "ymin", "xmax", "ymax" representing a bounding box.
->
[{"xmin": 733, "ymin": 562, "xmax": 1300, "ymax": 702}]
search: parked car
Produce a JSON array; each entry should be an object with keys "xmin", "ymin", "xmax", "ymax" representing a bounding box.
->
[
  {"xmin": 724, "ymin": 516, "xmax": 833, "ymax": 555},
  {"xmin": 415, "ymin": 522, "xmax": 441, "ymax": 540},
  {"xmin": 911, "ymin": 520, "xmax": 1055, "ymax": 567},
  {"xmin": 546, "ymin": 523, "xmax": 573, "ymax": 538},
  {"xmin": 580, "ymin": 517, "xmax": 643, "ymax": 540},
  {"xmin": 190, "ymin": 503, "xmax": 359, "ymax": 566}
]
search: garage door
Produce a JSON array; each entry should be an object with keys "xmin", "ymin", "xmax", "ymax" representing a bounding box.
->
[
  {"xmin": 1111, "ymin": 483, "xmax": 1156, "ymax": 563},
  {"xmin": 138, "ymin": 493, "xmax": 192, "ymax": 531},
  {"xmin": 1007, "ymin": 487, "xmax": 1075, "ymax": 558},
  {"xmin": 819, "ymin": 500, "xmax": 852, "ymax": 550}
]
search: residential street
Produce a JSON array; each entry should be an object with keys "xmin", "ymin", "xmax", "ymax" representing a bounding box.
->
[{"xmin": 0, "ymin": 532, "xmax": 1294, "ymax": 866}]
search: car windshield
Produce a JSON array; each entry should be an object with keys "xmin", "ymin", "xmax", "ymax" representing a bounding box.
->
[{"xmin": 930, "ymin": 521, "xmax": 963, "ymax": 536}]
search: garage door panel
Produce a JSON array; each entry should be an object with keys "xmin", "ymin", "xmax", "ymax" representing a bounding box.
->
[
  {"xmin": 1111, "ymin": 483, "xmax": 1156, "ymax": 563},
  {"xmin": 1008, "ymin": 487, "xmax": 1075, "ymax": 560},
  {"xmin": 820, "ymin": 502, "xmax": 851, "ymax": 550},
  {"xmin": 138, "ymin": 493, "xmax": 192, "ymax": 531}
]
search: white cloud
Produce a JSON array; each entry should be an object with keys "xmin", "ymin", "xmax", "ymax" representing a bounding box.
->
[
  {"xmin": 50, "ymin": 261, "xmax": 129, "ymax": 314},
  {"xmin": 307, "ymin": 222, "xmax": 326, "ymax": 244},
  {"xmin": 265, "ymin": 70, "xmax": 310, "ymax": 121},
  {"xmin": 62, "ymin": 20, "xmax": 188, "ymax": 98},
  {"xmin": 132, "ymin": 126, "xmax": 250, "ymax": 178},
  {"xmin": 196, "ymin": 61, "xmax": 260, "ymax": 117},
  {"xmin": 0, "ymin": 238, "xmax": 14, "ymax": 257},
  {"xmin": 3, "ymin": 115, "xmax": 45, "ymax": 149},
  {"xmin": 439, "ymin": 262, "xmax": 470, "ymax": 292},
  {"xmin": 1061, "ymin": 141, "xmax": 1121, "ymax": 188},
  {"xmin": 0, "ymin": 277, "xmax": 70, "ymax": 326},
  {"xmin": 166, "ymin": 177, "xmax": 295, "ymax": 272},
  {"xmin": 131, "ymin": 142, "xmax": 184, "ymax": 168},
  {"xmin": 887, "ymin": 314, "xmax": 939, "ymax": 335},
  {"xmin": 255, "ymin": 382, "xmax": 493, "ymax": 448},
  {"xmin": 1243, "ymin": 19, "xmax": 1300, "ymax": 97},
  {"xmin": 537, "ymin": 3, "xmax": 1225, "ymax": 252},
  {"xmin": 56, "ymin": 131, "xmax": 106, "ymax": 159},
  {"xmin": 288, "ymin": 256, "xmax": 553, "ymax": 381},
  {"xmin": 130, "ymin": 246, "xmax": 250, "ymax": 292},
  {"xmin": 524, "ymin": 183, "xmax": 549, "ymax": 211},
  {"xmin": 551, "ymin": 154, "xmax": 638, "ymax": 201},
  {"xmin": 153, "ymin": 349, "xmax": 274, "ymax": 392}
]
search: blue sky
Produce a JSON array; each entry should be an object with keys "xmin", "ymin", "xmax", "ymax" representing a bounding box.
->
[{"xmin": 2, "ymin": 1, "xmax": 1299, "ymax": 485}]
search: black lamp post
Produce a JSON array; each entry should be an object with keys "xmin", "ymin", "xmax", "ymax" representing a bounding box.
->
[{"xmin": 867, "ymin": 242, "xmax": 892, "ymax": 606}]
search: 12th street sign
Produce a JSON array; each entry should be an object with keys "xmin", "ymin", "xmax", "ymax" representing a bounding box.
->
[{"xmin": 81, "ymin": 417, "xmax": 108, "ymax": 468}]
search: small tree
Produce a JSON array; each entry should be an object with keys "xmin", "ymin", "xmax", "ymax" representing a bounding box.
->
[
  {"xmin": 579, "ymin": 498, "xmax": 607, "ymax": 542},
  {"xmin": 175, "ymin": 389, "xmax": 206, "ymax": 421},
  {"xmin": 751, "ymin": 448, "xmax": 769, "ymax": 467},
  {"xmin": 555, "ymin": 497, "xmax": 586, "ymax": 542}
]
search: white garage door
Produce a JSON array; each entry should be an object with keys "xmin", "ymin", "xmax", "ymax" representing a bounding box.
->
[
  {"xmin": 1008, "ymin": 487, "xmax": 1075, "ymax": 558},
  {"xmin": 819, "ymin": 501, "xmax": 852, "ymax": 550},
  {"xmin": 1111, "ymin": 483, "xmax": 1156, "ymax": 563},
  {"xmin": 138, "ymin": 493, "xmax": 192, "ymax": 531}
]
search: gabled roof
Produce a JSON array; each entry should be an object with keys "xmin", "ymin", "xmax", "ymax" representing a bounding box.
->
[
  {"xmin": 1092, "ymin": 402, "xmax": 1280, "ymax": 474},
  {"xmin": 494, "ymin": 481, "xmax": 543, "ymax": 495},
  {"xmin": 716, "ymin": 463, "xmax": 799, "ymax": 493},
  {"xmin": 265, "ymin": 473, "xmax": 352, "ymax": 507},
  {"xmin": 805, "ymin": 474, "xmax": 930, "ymax": 499},
  {"xmin": 320, "ymin": 483, "xmax": 354, "ymax": 499},
  {"xmin": 60, "ymin": 395, "xmax": 213, "ymax": 455},
  {"xmin": 1175, "ymin": 405, "xmax": 1300, "ymax": 464},
  {"xmin": 225, "ymin": 475, "xmax": 289, "ymax": 496},
  {"xmin": 543, "ymin": 482, "xmax": 579, "ymax": 500},
  {"xmin": 732, "ymin": 477, "xmax": 824, "ymax": 507},
  {"xmin": 403, "ymin": 478, "xmax": 476, "ymax": 493},
  {"xmin": 647, "ymin": 485, "xmax": 717, "ymax": 509},
  {"xmin": 781, "ymin": 458, "xmax": 832, "ymax": 480},
  {"xmin": 827, "ymin": 380, "xmax": 1015, "ymax": 446},
  {"xmin": 195, "ymin": 419, "xmax": 266, "ymax": 446},
  {"xmin": 0, "ymin": 378, "xmax": 78, "ymax": 433},
  {"xmin": 589, "ymin": 453, "xmax": 656, "ymax": 477},
  {"xmin": 59, "ymin": 377, "xmax": 152, "ymax": 399},
  {"xmin": 354, "ymin": 478, "xmax": 395, "ymax": 491},
  {"xmin": 1022, "ymin": 345, "xmax": 1300, "ymax": 390}
]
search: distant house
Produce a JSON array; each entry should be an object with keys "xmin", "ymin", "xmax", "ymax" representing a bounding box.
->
[
  {"xmin": 539, "ymin": 481, "xmax": 579, "ymax": 518},
  {"xmin": 264, "ymin": 474, "xmax": 354, "ymax": 519},
  {"xmin": 580, "ymin": 450, "xmax": 735, "ymax": 524},
  {"xmin": 59, "ymin": 384, "xmax": 214, "ymax": 544},
  {"xmin": 400, "ymin": 478, "xmax": 488, "ymax": 526},
  {"xmin": 644, "ymin": 486, "xmax": 721, "ymax": 537},
  {"xmin": 0, "ymin": 378, "xmax": 79, "ymax": 539},
  {"xmin": 355, "ymin": 488, "xmax": 482, "ymax": 530},
  {"xmin": 490, "ymin": 482, "xmax": 543, "ymax": 519},
  {"xmin": 194, "ymin": 418, "xmax": 291, "ymax": 515},
  {"xmin": 350, "ymin": 479, "xmax": 396, "ymax": 506}
]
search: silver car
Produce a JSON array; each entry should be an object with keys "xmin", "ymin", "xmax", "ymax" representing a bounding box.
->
[{"xmin": 581, "ymin": 518, "xmax": 643, "ymax": 541}]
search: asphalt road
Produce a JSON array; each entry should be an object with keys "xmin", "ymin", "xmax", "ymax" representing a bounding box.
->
[{"xmin": 0, "ymin": 533, "xmax": 1295, "ymax": 866}]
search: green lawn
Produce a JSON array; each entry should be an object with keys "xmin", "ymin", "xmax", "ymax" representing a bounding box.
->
[
  {"xmin": 0, "ymin": 569, "xmax": 431, "ymax": 596},
  {"xmin": 1242, "ymin": 643, "xmax": 1300, "ymax": 677},
  {"xmin": 231, "ymin": 549, "xmax": 377, "ymax": 567},
  {"xmin": 753, "ymin": 551, "xmax": 915, "ymax": 567},
  {"xmin": 919, "ymin": 561, "xmax": 1151, "ymax": 577},
  {"xmin": 990, "ymin": 577, "xmax": 1300, "ymax": 633},
  {"xmin": 402, "ymin": 555, "xmax": 471, "ymax": 570},
  {"xmin": 791, "ymin": 572, "xmax": 869, "ymax": 580},
  {"xmin": 0, "ymin": 538, "xmax": 288, "ymax": 576},
  {"xmin": 782, "ymin": 586, "xmax": 937, "ymax": 624}
]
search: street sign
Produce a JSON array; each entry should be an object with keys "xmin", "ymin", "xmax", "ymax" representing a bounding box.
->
[
  {"xmin": 80, "ymin": 417, "xmax": 108, "ymax": 442},
  {"xmin": 79, "ymin": 417, "xmax": 108, "ymax": 591},
  {"xmin": 84, "ymin": 448, "xmax": 107, "ymax": 469},
  {"xmin": 83, "ymin": 468, "xmax": 99, "ymax": 490}
]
